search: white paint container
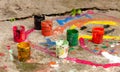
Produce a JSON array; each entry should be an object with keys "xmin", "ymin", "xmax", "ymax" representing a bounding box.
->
[{"xmin": 56, "ymin": 40, "xmax": 69, "ymax": 58}]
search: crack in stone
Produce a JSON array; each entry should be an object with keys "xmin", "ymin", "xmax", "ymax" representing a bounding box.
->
[{"xmin": 1, "ymin": 7, "xmax": 120, "ymax": 22}]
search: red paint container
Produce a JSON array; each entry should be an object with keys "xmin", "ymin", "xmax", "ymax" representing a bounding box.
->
[
  {"xmin": 41, "ymin": 20, "xmax": 53, "ymax": 36},
  {"xmin": 13, "ymin": 25, "xmax": 26, "ymax": 42},
  {"xmin": 92, "ymin": 27, "xmax": 104, "ymax": 44}
]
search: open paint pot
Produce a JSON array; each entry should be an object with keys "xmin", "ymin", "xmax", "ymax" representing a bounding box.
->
[
  {"xmin": 56, "ymin": 40, "xmax": 69, "ymax": 58},
  {"xmin": 67, "ymin": 29, "xmax": 78, "ymax": 46},
  {"xmin": 13, "ymin": 25, "xmax": 26, "ymax": 43},
  {"xmin": 17, "ymin": 42, "xmax": 31, "ymax": 62},
  {"xmin": 41, "ymin": 20, "xmax": 53, "ymax": 36},
  {"xmin": 92, "ymin": 27, "xmax": 104, "ymax": 44},
  {"xmin": 34, "ymin": 15, "xmax": 45, "ymax": 30}
]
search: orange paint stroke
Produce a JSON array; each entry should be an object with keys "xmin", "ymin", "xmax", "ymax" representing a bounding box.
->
[{"xmin": 53, "ymin": 18, "xmax": 120, "ymax": 35}]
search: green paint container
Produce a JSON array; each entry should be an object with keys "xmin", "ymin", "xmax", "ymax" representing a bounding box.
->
[{"xmin": 67, "ymin": 29, "xmax": 78, "ymax": 46}]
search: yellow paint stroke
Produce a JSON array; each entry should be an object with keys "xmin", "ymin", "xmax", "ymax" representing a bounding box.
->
[
  {"xmin": 78, "ymin": 35, "xmax": 92, "ymax": 39},
  {"xmin": 85, "ymin": 21, "xmax": 118, "ymax": 26},
  {"xmin": 79, "ymin": 35, "xmax": 120, "ymax": 40},
  {"xmin": 70, "ymin": 24, "xmax": 77, "ymax": 29}
]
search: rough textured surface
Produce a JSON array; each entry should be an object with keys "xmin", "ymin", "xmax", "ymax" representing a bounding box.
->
[
  {"xmin": 1, "ymin": 0, "xmax": 120, "ymax": 72},
  {"xmin": 0, "ymin": 10, "xmax": 120, "ymax": 72},
  {"xmin": 0, "ymin": 0, "xmax": 120, "ymax": 19}
]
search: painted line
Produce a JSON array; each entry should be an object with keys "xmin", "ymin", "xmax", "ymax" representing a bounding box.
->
[
  {"xmin": 85, "ymin": 21, "xmax": 118, "ymax": 26},
  {"xmin": 53, "ymin": 18, "xmax": 119, "ymax": 35},
  {"xmin": 79, "ymin": 35, "xmax": 120, "ymax": 40},
  {"xmin": 29, "ymin": 41, "xmax": 120, "ymax": 68}
]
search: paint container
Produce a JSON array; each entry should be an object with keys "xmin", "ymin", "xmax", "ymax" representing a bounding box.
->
[
  {"xmin": 56, "ymin": 40, "xmax": 69, "ymax": 58},
  {"xmin": 67, "ymin": 29, "xmax": 78, "ymax": 46},
  {"xmin": 17, "ymin": 42, "xmax": 31, "ymax": 62},
  {"xmin": 13, "ymin": 25, "xmax": 26, "ymax": 43},
  {"xmin": 92, "ymin": 27, "xmax": 104, "ymax": 44},
  {"xmin": 34, "ymin": 15, "xmax": 45, "ymax": 30},
  {"xmin": 41, "ymin": 20, "xmax": 53, "ymax": 36}
]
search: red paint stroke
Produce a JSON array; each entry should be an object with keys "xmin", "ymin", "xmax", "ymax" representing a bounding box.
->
[
  {"xmin": 29, "ymin": 41, "xmax": 56, "ymax": 57},
  {"xmin": 79, "ymin": 37, "xmax": 101, "ymax": 55},
  {"xmin": 79, "ymin": 38, "xmax": 116, "ymax": 55},
  {"xmin": 0, "ymin": 65, "xmax": 7, "ymax": 70},
  {"xmin": 29, "ymin": 41, "xmax": 120, "ymax": 68},
  {"xmin": 0, "ymin": 53, "xmax": 5, "ymax": 56},
  {"xmin": 65, "ymin": 57, "xmax": 120, "ymax": 68},
  {"xmin": 25, "ymin": 28, "xmax": 34, "ymax": 37},
  {"xmin": 6, "ymin": 46, "xmax": 10, "ymax": 50}
]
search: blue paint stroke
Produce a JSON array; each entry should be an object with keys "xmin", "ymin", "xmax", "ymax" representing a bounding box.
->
[
  {"xmin": 85, "ymin": 14, "xmax": 93, "ymax": 19},
  {"xmin": 56, "ymin": 13, "xmax": 90, "ymax": 26},
  {"xmin": 40, "ymin": 38, "xmax": 56, "ymax": 48}
]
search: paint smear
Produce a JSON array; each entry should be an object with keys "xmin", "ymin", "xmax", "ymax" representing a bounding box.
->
[
  {"xmin": 79, "ymin": 35, "xmax": 120, "ymax": 40},
  {"xmin": 29, "ymin": 41, "xmax": 120, "ymax": 68},
  {"xmin": 86, "ymin": 21, "xmax": 117, "ymax": 26}
]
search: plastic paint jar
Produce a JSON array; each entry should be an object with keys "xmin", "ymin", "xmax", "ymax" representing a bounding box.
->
[
  {"xmin": 17, "ymin": 42, "xmax": 31, "ymax": 62},
  {"xmin": 56, "ymin": 40, "xmax": 69, "ymax": 58},
  {"xmin": 67, "ymin": 29, "xmax": 78, "ymax": 46},
  {"xmin": 13, "ymin": 25, "xmax": 26, "ymax": 43},
  {"xmin": 41, "ymin": 20, "xmax": 53, "ymax": 36},
  {"xmin": 92, "ymin": 27, "xmax": 104, "ymax": 44},
  {"xmin": 34, "ymin": 15, "xmax": 45, "ymax": 30}
]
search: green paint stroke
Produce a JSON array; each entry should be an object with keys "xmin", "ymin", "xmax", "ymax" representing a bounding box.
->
[{"xmin": 10, "ymin": 18, "xmax": 16, "ymax": 22}]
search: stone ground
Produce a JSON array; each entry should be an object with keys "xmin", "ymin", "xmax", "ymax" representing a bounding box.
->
[
  {"xmin": 0, "ymin": 10, "xmax": 120, "ymax": 72},
  {"xmin": 0, "ymin": 0, "xmax": 120, "ymax": 19}
]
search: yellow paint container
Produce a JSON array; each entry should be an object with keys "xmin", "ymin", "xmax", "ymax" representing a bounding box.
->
[{"xmin": 17, "ymin": 42, "xmax": 31, "ymax": 61}]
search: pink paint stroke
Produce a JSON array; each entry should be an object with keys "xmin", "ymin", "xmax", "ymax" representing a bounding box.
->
[
  {"xmin": 25, "ymin": 28, "xmax": 34, "ymax": 37},
  {"xmin": 79, "ymin": 38, "xmax": 101, "ymax": 55},
  {"xmin": 30, "ymin": 41, "xmax": 120, "ymax": 68}
]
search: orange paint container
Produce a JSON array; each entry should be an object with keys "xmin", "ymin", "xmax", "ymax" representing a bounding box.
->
[{"xmin": 41, "ymin": 20, "xmax": 53, "ymax": 36}]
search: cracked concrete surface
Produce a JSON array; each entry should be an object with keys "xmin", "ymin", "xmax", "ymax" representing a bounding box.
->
[
  {"xmin": 1, "ymin": 0, "xmax": 120, "ymax": 72},
  {"xmin": 0, "ymin": 0, "xmax": 120, "ymax": 19}
]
